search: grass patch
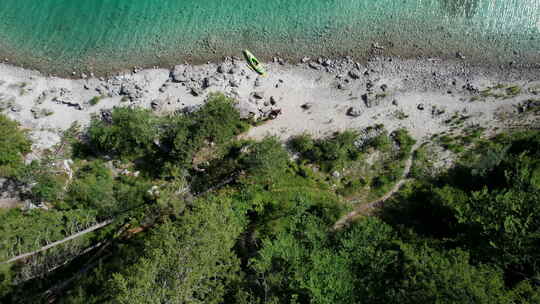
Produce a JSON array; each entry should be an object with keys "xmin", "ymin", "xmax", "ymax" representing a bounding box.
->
[
  {"xmin": 89, "ymin": 96, "xmax": 103, "ymax": 106},
  {"xmin": 394, "ymin": 109, "xmax": 409, "ymax": 120}
]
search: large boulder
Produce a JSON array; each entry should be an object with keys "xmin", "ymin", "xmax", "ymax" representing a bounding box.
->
[
  {"xmin": 234, "ymin": 100, "xmax": 260, "ymax": 120},
  {"xmin": 171, "ymin": 65, "xmax": 192, "ymax": 83},
  {"xmin": 120, "ymin": 82, "xmax": 144, "ymax": 101},
  {"xmin": 347, "ymin": 106, "xmax": 363, "ymax": 117}
]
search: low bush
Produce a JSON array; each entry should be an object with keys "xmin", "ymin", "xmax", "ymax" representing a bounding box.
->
[
  {"xmin": 289, "ymin": 131, "xmax": 360, "ymax": 171},
  {"xmin": 87, "ymin": 108, "xmax": 158, "ymax": 160},
  {"xmin": 162, "ymin": 93, "xmax": 249, "ymax": 169},
  {"xmin": 64, "ymin": 161, "xmax": 116, "ymax": 215},
  {"xmin": 0, "ymin": 114, "xmax": 31, "ymax": 177}
]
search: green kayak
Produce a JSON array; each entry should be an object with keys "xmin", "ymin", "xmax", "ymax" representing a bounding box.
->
[{"xmin": 243, "ymin": 49, "xmax": 266, "ymax": 76}]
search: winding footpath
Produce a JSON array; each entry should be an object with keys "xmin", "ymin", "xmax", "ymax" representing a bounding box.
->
[{"xmin": 333, "ymin": 145, "xmax": 418, "ymax": 230}]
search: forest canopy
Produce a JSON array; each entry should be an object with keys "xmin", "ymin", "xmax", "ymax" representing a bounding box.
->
[{"xmin": 0, "ymin": 96, "xmax": 539, "ymax": 303}]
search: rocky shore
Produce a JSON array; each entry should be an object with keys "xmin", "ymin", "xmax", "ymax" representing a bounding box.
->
[{"xmin": 0, "ymin": 56, "xmax": 539, "ymax": 152}]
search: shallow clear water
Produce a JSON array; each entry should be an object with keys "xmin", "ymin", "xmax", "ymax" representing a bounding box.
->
[{"xmin": 0, "ymin": 0, "xmax": 538, "ymax": 74}]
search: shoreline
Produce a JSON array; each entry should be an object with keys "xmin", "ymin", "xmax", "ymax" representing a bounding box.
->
[
  {"xmin": 0, "ymin": 55, "xmax": 538, "ymax": 152},
  {"xmin": 1, "ymin": 40, "xmax": 539, "ymax": 79}
]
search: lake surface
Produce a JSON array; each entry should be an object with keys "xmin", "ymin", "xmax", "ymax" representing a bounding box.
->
[{"xmin": 0, "ymin": 0, "xmax": 538, "ymax": 75}]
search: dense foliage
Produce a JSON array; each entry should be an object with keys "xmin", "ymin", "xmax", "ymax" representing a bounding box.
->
[
  {"xmin": 87, "ymin": 93, "xmax": 249, "ymax": 174},
  {"xmin": 0, "ymin": 103, "xmax": 539, "ymax": 303},
  {"xmin": 0, "ymin": 114, "xmax": 31, "ymax": 177}
]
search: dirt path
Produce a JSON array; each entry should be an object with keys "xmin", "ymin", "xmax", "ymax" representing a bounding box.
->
[
  {"xmin": 1, "ymin": 219, "xmax": 113, "ymax": 264},
  {"xmin": 333, "ymin": 145, "xmax": 418, "ymax": 230}
]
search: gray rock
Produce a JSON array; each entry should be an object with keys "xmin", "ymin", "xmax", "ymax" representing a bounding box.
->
[
  {"xmin": 337, "ymin": 82, "xmax": 349, "ymax": 90},
  {"xmin": 229, "ymin": 65, "xmax": 239, "ymax": 75},
  {"xmin": 372, "ymin": 42, "xmax": 384, "ymax": 50},
  {"xmin": 150, "ymin": 99, "xmax": 165, "ymax": 111},
  {"xmin": 362, "ymin": 93, "xmax": 379, "ymax": 108},
  {"xmin": 301, "ymin": 103, "xmax": 313, "ymax": 110},
  {"xmin": 518, "ymin": 99, "xmax": 540, "ymax": 113},
  {"xmin": 366, "ymin": 80, "xmax": 374, "ymax": 91},
  {"xmin": 528, "ymin": 85, "xmax": 540, "ymax": 95},
  {"xmin": 10, "ymin": 104, "xmax": 22, "ymax": 112},
  {"xmin": 229, "ymin": 79, "xmax": 240, "ymax": 87},
  {"xmin": 181, "ymin": 104, "xmax": 202, "ymax": 114},
  {"xmin": 190, "ymin": 87, "xmax": 203, "ymax": 96},
  {"xmin": 456, "ymin": 51, "xmax": 465, "ymax": 59},
  {"xmin": 235, "ymin": 100, "xmax": 260, "ymax": 120},
  {"xmin": 252, "ymin": 91, "xmax": 264, "ymax": 99},
  {"xmin": 120, "ymin": 82, "xmax": 144, "ymax": 101},
  {"xmin": 171, "ymin": 65, "xmax": 191, "ymax": 82},
  {"xmin": 354, "ymin": 125, "xmax": 386, "ymax": 148},
  {"xmin": 201, "ymin": 77, "xmax": 212, "ymax": 89},
  {"xmin": 348, "ymin": 69, "xmax": 361, "ymax": 79},
  {"xmin": 322, "ymin": 59, "xmax": 333, "ymax": 67},
  {"xmin": 301, "ymin": 56, "xmax": 311, "ymax": 63},
  {"xmin": 254, "ymin": 78, "xmax": 262, "ymax": 87},
  {"xmin": 31, "ymin": 107, "xmax": 54, "ymax": 119},
  {"xmin": 431, "ymin": 105, "xmax": 445, "ymax": 116},
  {"xmin": 269, "ymin": 96, "xmax": 278, "ymax": 105},
  {"xmin": 392, "ymin": 99, "xmax": 398, "ymax": 106},
  {"xmin": 0, "ymin": 93, "xmax": 16, "ymax": 110},
  {"xmin": 100, "ymin": 109, "xmax": 113, "ymax": 124},
  {"xmin": 347, "ymin": 106, "xmax": 363, "ymax": 117},
  {"xmin": 35, "ymin": 91, "xmax": 48, "ymax": 104},
  {"xmin": 308, "ymin": 62, "xmax": 321, "ymax": 70}
]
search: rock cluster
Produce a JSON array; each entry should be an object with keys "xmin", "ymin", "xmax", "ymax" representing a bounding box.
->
[{"xmin": 53, "ymin": 88, "xmax": 83, "ymax": 110}]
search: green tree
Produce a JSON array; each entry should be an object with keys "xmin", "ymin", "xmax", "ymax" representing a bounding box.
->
[
  {"xmin": 88, "ymin": 108, "xmax": 157, "ymax": 160},
  {"xmin": 0, "ymin": 114, "xmax": 31, "ymax": 177},
  {"xmin": 64, "ymin": 161, "xmax": 116, "ymax": 215},
  {"xmin": 109, "ymin": 195, "xmax": 245, "ymax": 304}
]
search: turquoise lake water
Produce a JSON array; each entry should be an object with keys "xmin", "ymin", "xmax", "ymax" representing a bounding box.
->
[{"xmin": 0, "ymin": 0, "xmax": 538, "ymax": 75}]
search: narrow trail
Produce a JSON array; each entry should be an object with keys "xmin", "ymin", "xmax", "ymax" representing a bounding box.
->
[
  {"xmin": 333, "ymin": 145, "xmax": 418, "ymax": 230},
  {"xmin": 1, "ymin": 219, "xmax": 113, "ymax": 264}
]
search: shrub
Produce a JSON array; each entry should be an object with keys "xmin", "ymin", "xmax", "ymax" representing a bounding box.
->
[
  {"xmin": 289, "ymin": 131, "xmax": 360, "ymax": 171},
  {"xmin": 162, "ymin": 93, "xmax": 249, "ymax": 168},
  {"xmin": 89, "ymin": 96, "xmax": 102, "ymax": 106},
  {"xmin": 241, "ymin": 137, "xmax": 290, "ymax": 181},
  {"xmin": 0, "ymin": 114, "xmax": 31, "ymax": 177},
  {"xmin": 191, "ymin": 93, "xmax": 250, "ymax": 144},
  {"xmin": 31, "ymin": 172, "xmax": 65, "ymax": 203},
  {"xmin": 87, "ymin": 108, "xmax": 158, "ymax": 160},
  {"xmin": 64, "ymin": 161, "xmax": 116, "ymax": 215},
  {"xmin": 392, "ymin": 129, "xmax": 416, "ymax": 159}
]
